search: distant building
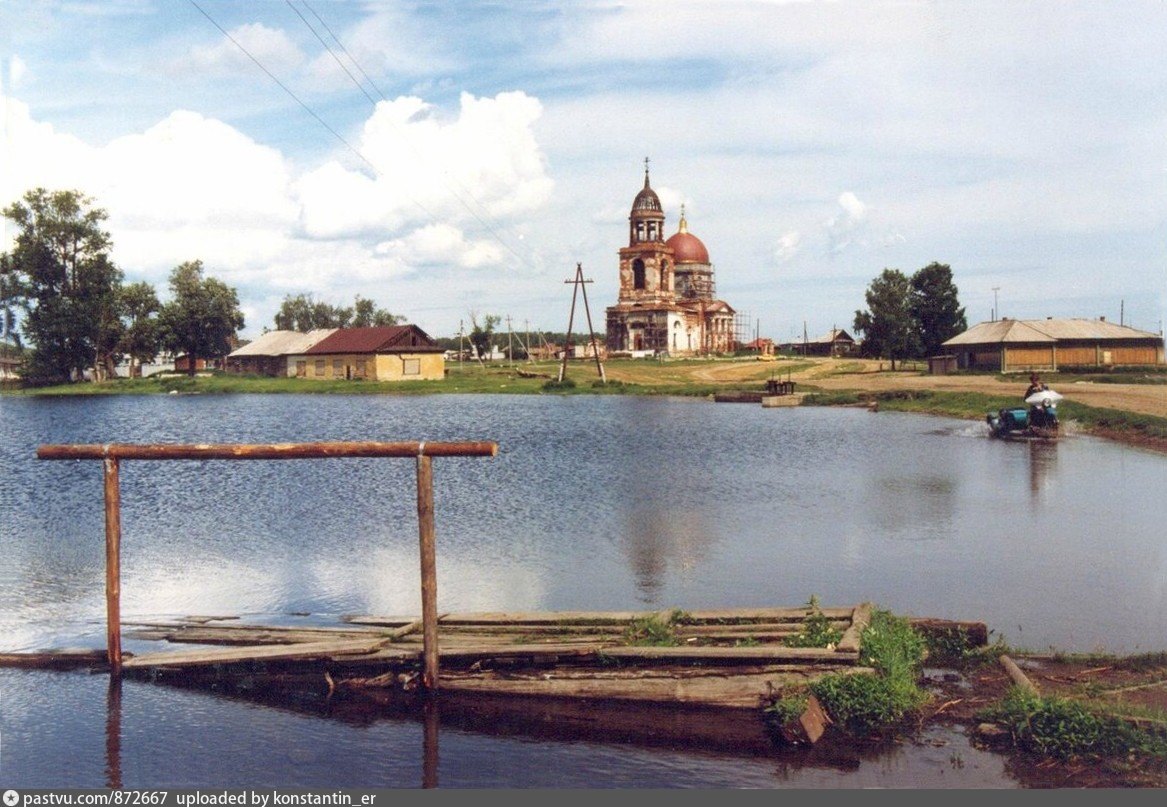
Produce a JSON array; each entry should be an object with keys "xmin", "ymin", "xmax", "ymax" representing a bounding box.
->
[
  {"xmin": 606, "ymin": 166, "xmax": 736, "ymax": 356},
  {"xmin": 780, "ymin": 329, "xmax": 856, "ymax": 357},
  {"xmin": 226, "ymin": 329, "xmax": 336, "ymax": 376},
  {"xmin": 942, "ymin": 318, "xmax": 1165, "ymax": 371},
  {"xmin": 299, "ymin": 325, "xmax": 445, "ymax": 381}
]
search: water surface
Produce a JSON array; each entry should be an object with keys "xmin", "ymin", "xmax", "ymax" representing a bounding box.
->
[{"xmin": 2, "ymin": 393, "xmax": 1165, "ymax": 786}]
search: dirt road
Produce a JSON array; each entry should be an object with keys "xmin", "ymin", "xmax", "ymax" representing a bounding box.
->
[{"xmin": 621, "ymin": 358, "xmax": 1167, "ymax": 419}]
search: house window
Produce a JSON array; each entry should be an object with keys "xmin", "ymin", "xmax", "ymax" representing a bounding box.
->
[
  {"xmin": 314, "ymin": 359, "xmax": 325, "ymax": 376},
  {"xmin": 296, "ymin": 361, "xmax": 306, "ymax": 378},
  {"xmin": 403, "ymin": 358, "xmax": 421, "ymax": 376},
  {"xmin": 333, "ymin": 359, "xmax": 343, "ymax": 377},
  {"xmin": 355, "ymin": 359, "xmax": 367, "ymax": 379}
]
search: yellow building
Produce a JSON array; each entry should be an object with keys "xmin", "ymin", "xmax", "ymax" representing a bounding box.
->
[
  {"xmin": 942, "ymin": 318, "xmax": 1165, "ymax": 372},
  {"xmin": 297, "ymin": 325, "xmax": 445, "ymax": 381}
]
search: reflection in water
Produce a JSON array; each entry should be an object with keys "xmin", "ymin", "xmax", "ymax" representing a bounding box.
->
[
  {"xmin": 1027, "ymin": 440, "xmax": 1058, "ymax": 500},
  {"xmin": 105, "ymin": 678, "xmax": 121, "ymax": 789},
  {"xmin": 422, "ymin": 699, "xmax": 439, "ymax": 789},
  {"xmin": 622, "ymin": 505, "xmax": 714, "ymax": 602}
]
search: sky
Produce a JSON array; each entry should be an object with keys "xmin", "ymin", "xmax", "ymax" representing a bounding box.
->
[{"xmin": 2, "ymin": 0, "xmax": 1165, "ymax": 343}]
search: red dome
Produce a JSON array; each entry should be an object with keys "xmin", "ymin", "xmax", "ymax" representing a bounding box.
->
[{"xmin": 666, "ymin": 229, "xmax": 709, "ymax": 264}]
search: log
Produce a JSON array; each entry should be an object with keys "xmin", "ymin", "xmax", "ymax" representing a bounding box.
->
[
  {"xmin": 0, "ymin": 649, "xmax": 112, "ymax": 670},
  {"xmin": 37, "ymin": 440, "xmax": 498, "ymax": 461},
  {"xmin": 1000, "ymin": 655, "xmax": 1040, "ymax": 696},
  {"xmin": 124, "ymin": 626, "xmax": 389, "ymax": 645}
]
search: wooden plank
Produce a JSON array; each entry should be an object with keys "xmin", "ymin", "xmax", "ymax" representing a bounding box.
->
[
  {"xmin": 124, "ymin": 626, "xmax": 389, "ymax": 645},
  {"xmin": 437, "ymin": 666, "xmax": 875, "ymax": 710},
  {"xmin": 352, "ymin": 606, "xmax": 856, "ymax": 626},
  {"xmin": 434, "ymin": 643, "xmax": 607, "ymax": 662},
  {"xmin": 416, "ymin": 454, "xmax": 439, "ymax": 690},
  {"xmin": 122, "ymin": 637, "xmax": 404, "ymax": 669},
  {"xmin": 601, "ymin": 646, "xmax": 859, "ymax": 663},
  {"xmin": 837, "ymin": 602, "xmax": 873, "ymax": 654}
]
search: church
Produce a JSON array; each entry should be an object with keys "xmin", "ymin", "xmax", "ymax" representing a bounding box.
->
[{"xmin": 605, "ymin": 165, "xmax": 737, "ymax": 356}]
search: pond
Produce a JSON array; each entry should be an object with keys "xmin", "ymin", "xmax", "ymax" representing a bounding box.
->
[{"xmin": 2, "ymin": 393, "xmax": 1165, "ymax": 787}]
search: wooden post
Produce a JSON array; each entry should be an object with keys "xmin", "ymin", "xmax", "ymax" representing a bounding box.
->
[
  {"xmin": 103, "ymin": 457, "xmax": 123, "ymax": 677},
  {"xmin": 416, "ymin": 453, "xmax": 439, "ymax": 690}
]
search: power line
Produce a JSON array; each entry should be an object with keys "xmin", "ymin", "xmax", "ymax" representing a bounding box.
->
[
  {"xmin": 285, "ymin": 0, "xmax": 533, "ymax": 270},
  {"xmin": 186, "ymin": 0, "xmax": 374, "ymax": 176}
]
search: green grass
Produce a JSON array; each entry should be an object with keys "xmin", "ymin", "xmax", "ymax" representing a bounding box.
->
[
  {"xmin": 809, "ymin": 388, "xmax": 1167, "ymax": 443},
  {"xmin": 784, "ymin": 595, "xmax": 844, "ymax": 648},
  {"xmin": 622, "ymin": 609, "xmax": 691, "ymax": 647},
  {"xmin": 767, "ymin": 607, "xmax": 931, "ymax": 740},
  {"xmin": 983, "ymin": 687, "xmax": 1167, "ymax": 762}
]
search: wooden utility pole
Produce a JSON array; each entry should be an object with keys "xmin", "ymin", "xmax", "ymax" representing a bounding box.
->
[{"xmin": 558, "ymin": 263, "xmax": 606, "ymax": 384}]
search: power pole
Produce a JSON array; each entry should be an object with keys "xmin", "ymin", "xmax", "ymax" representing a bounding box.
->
[
  {"xmin": 558, "ymin": 262, "xmax": 606, "ymax": 384},
  {"xmin": 506, "ymin": 315, "xmax": 514, "ymax": 367},
  {"xmin": 458, "ymin": 320, "xmax": 464, "ymax": 370}
]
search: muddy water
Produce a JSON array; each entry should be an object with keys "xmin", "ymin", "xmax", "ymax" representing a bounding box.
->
[{"xmin": 2, "ymin": 394, "xmax": 1165, "ymax": 786}]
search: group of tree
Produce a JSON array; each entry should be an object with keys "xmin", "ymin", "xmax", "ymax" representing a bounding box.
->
[
  {"xmin": 0, "ymin": 188, "xmax": 245, "ymax": 383},
  {"xmin": 852, "ymin": 262, "xmax": 967, "ymax": 369},
  {"xmin": 273, "ymin": 293, "xmax": 401, "ymax": 332}
]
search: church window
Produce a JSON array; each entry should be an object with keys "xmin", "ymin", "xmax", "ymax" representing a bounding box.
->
[{"xmin": 633, "ymin": 259, "xmax": 646, "ymax": 290}]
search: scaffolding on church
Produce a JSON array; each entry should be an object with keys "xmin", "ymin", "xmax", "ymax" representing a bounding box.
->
[{"xmin": 733, "ymin": 311, "xmax": 753, "ymax": 353}]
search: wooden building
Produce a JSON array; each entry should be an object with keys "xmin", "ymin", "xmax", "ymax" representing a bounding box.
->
[
  {"xmin": 226, "ymin": 329, "xmax": 336, "ymax": 376},
  {"xmin": 299, "ymin": 325, "xmax": 445, "ymax": 381},
  {"xmin": 780, "ymin": 329, "xmax": 856, "ymax": 357},
  {"xmin": 942, "ymin": 318, "xmax": 1165, "ymax": 372}
]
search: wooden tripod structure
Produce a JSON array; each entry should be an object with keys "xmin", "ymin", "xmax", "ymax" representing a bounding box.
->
[{"xmin": 558, "ymin": 263, "xmax": 606, "ymax": 384}]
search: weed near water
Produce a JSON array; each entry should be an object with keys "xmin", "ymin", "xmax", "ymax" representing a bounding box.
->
[
  {"xmin": 983, "ymin": 687, "xmax": 1167, "ymax": 762},
  {"xmin": 767, "ymin": 607, "xmax": 931, "ymax": 740},
  {"xmin": 622, "ymin": 609, "xmax": 691, "ymax": 647},
  {"xmin": 784, "ymin": 595, "xmax": 843, "ymax": 648},
  {"xmin": 807, "ymin": 609, "xmax": 929, "ymax": 737}
]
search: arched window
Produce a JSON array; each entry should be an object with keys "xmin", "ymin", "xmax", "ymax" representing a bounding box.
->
[
  {"xmin": 633, "ymin": 259, "xmax": 646, "ymax": 290},
  {"xmin": 660, "ymin": 261, "xmax": 669, "ymax": 291}
]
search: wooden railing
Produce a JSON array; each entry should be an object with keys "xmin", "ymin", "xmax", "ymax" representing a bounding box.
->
[{"xmin": 36, "ymin": 440, "xmax": 498, "ymax": 687}]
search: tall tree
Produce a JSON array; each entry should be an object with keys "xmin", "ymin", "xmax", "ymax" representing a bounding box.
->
[
  {"xmin": 158, "ymin": 260, "xmax": 244, "ymax": 375},
  {"xmin": 468, "ymin": 311, "xmax": 499, "ymax": 361},
  {"xmin": 274, "ymin": 293, "xmax": 349, "ymax": 331},
  {"xmin": 351, "ymin": 295, "xmax": 402, "ymax": 327},
  {"xmin": 117, "ymin": 281, "xmax": 161, "ymax": 378},
  {"xmin": 910, "ymin": 262, "xmax": 967, "ymax": 357},
  {"xmin": 1, "ymin": 188, "xmax": 123, "ymax": 383},
  {"xmin": 853, "ymin": 268, "xmax": 918, "ymax": 370}
]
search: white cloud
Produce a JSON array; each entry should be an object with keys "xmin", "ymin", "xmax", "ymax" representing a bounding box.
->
[
  {"xmin": 375, "ymin": 223, "xmax": 503, "ymax": 270},
  {"xmin": 297, "ymin": 91, "xmax": 552, "ymax": 240},
  {"xmin": 775, "ymin": 230, "xmax": 801, "ymax": 263},
  {"xmin": 7, "ymin": 56, "xmax": 27, "ymax": 91},
  {"xmin": 170, "ymin": 23, "xmax": 304, "ymax": 76},
  {"xmin": 826, "ymin": 191, "xmax": 868, "ymax": 253}
]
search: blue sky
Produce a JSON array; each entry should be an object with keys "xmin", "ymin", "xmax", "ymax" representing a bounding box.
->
[{"xmin": 2, "ymin": 0, "xmax": 1164, "ymax": 342}]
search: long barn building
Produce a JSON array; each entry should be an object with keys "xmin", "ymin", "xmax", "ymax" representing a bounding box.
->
[{"xmin": 942, "ymin": 317, "xmax": 1164, "ymax": 372}]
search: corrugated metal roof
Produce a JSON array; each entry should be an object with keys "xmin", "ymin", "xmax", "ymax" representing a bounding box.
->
[
  {"xmin": 228, "ymin": 329, "xmax": 336, "ymax": 357},
  {"xmin": 305, "ymin": 325, "xmax": 440, "ymax": 354},
  {"xmin": 943, "ymin": 318, "xmax": 1162, "ymax": 346}
]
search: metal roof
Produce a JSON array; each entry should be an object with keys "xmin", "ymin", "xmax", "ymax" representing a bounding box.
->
[
  {"xmin": 305, "ymin": 325, "xmax": 440, "ymax": 355},
  {"xmin": 228, "ymin": 329, "xmax": 336, "ymax": 357},
  {"xmin": 943, "ymin": 318, "xmax": 1162, "ymax": 346}
]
